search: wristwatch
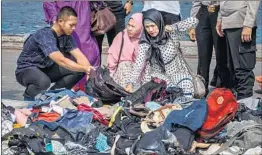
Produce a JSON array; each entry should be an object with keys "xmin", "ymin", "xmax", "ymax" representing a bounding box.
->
[{"xmin": 127, "ymin": 1, "xmax": 133, "ymax": 5}]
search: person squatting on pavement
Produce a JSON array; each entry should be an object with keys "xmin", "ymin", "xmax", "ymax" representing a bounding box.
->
[{"xmin": 15, "ymin": 6, "xmax": 94, "ymax": 101}]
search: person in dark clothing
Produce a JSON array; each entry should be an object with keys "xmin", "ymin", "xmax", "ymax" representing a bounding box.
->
[
  {"xmin": 95, "ymin": 1, "xmax": 133, "ymax": 57},
  {"xmin": 189, "ymin": 1, "xmax": 230, "ymax": 96},
  {"xmin": 216, "ymin": 1, "xmax": 260, "ymax": 100},
  {"xmin": 15, "ymin": 6, "xmax": 94, "ymax": 101}
]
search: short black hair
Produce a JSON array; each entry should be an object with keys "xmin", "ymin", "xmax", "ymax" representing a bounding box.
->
[{"xmin": 57, "ymin": 6, "xmax": 77, "ymax": 21}]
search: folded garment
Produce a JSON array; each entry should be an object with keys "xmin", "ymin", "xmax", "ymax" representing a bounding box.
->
[{"xmin": 77, "ymin": 104, "xmax": 109, "ymax": 126}]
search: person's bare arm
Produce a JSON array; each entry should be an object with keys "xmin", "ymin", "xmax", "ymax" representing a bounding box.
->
[{"xmin": 49, "ymin": 51, "xmax": 93, "ymax": 73}]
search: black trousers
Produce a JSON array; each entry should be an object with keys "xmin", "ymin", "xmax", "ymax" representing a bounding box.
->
[
  {"xmin": 224, "ymin": 28, "xmax": 257, "ymax": 100},
  {"xmin": 95, "ymin": 10, "xmax": 126, "ymax": 58},
  {"xmin": 16, "ymin": 64, "xmax": 84, "ymax": 98},
  {"xmin": 159, "ymin": 11, "xmax": 181, "ymax": 25},
  {"xmin": 196, "ymin": 6, "xmax": 230, "ymax": 92}
]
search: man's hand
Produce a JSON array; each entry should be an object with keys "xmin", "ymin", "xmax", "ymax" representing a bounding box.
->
[
  {"xmin": 124, "ymin": 2, "xmax": 132, "ymax": 15},
  {"xmin": 83, "ymin": 65, "xmax": 95, "ymax": 75},
  {"xmin": 241, "ymin": 26, "xmax": 252, "ymax": 42},
  {"xmin": 165, "ymin": 25, "xmax": 173, "ymax": 32},
  {"xmin": 125, "ymin": 84, "xmax": 133, "ymax": 93},
  {"xmin": 188, "ymin": 28, "xmax": 196, "ymax": 41},
  {"xmin": 216, "ymin": 21, "xmax": 224, "ymax": 37}
]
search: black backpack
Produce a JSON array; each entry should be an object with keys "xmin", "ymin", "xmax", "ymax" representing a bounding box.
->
[
  {"xmin": 114, "ymin": 117, "xmax": 143, "ymax": 155},
  {"xmin": 123, "ymin": 77, "xmax": 167, "ymax": 106},
  {"xmin": 85, "ymin": 67, "xmax": 131, "ymax": 104}
]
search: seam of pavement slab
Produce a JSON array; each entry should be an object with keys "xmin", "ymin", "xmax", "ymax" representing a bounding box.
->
[{"xmin": 2, "ymin": 35, "xmax": 262, "ymax": 60}]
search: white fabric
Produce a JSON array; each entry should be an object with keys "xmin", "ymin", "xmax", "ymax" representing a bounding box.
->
[{"xmin": 143, "ymin": 1, "xmax": 180, "ymax": 15}]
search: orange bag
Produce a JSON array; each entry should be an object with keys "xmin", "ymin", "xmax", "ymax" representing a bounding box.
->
[{"xmin": 198, "ymin": 88, "xmax": 238, "ymax": 139}]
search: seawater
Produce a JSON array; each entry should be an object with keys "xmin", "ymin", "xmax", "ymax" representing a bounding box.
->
[{"xmin": 2, "ymin": 1, "xmax": 262, "ymax": 43}]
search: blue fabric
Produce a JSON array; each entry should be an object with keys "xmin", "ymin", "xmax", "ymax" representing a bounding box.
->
[
  {"xmin": 57, "ymin": 109, "xmax": 93, "ymax": 130},
  {"xmin": 32, "ymin": 120, "xmax": 59, "ymax": 131},
  {"xmin": 145, "ymin": 102, "xmax": 162, "ymax": 111},
  {"xmin": 27, "ymin": 89, "xmax": 93, "ymax": 108},
  {"xmin": 95, "ymin": 133, "xmax": 111, "ymax": 152},
  {"xmin": 16, "ymin": 27, "xmax": 77, "ymax": 75},
  {"xmin": 163, "ymin": 99, "xmax": 207, "ymax": 132}
]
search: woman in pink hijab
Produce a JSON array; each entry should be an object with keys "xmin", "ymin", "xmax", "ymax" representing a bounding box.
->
[{"xmin": 107, "ymin": 13, "xmax": 143, "ymax": 88}]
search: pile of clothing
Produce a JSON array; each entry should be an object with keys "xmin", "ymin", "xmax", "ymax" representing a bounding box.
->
[{"xmin": 1, "ymin": 80, "xmax": 262, "ymax": 155}]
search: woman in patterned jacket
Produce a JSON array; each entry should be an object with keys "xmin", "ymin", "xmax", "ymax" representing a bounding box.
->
[{"xmin": 125, "ymin": 9, "xmax": 198, "ymax": 97}]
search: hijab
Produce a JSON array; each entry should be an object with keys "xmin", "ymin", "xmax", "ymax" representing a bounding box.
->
[
  {"xmin": 108, "ymin": 13, "xmax": 143, "ymax": 64},
  {"xmin": 140, "ymin": 9, "xmax": 169, "ymax": 73},
  {"xmin": 107, "ymin": 13, "xmax": 143, "ymax": 74}
]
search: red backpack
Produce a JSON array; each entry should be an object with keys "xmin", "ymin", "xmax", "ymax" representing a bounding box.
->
[{"xmin": 198, "ymin": 88, "xmax": 238, "ymax": 139}]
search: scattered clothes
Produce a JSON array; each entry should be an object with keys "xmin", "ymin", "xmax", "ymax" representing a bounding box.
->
[
  {"xmin": 95, "ymin": 105, "xmax": 117, "ymax": 119},
  {"xmin": 171, "ymin": 127, "xmax": 195, "ymax": 151},
  {"xmin": 52, "ymin": 95, "xmax": 77, "ymax": 110},
  {"xmin": 145, "ymin": 101, "xmax": 162, "ymax": 111},
  {"xmin": 30, "ymin": 111, "xmax": 61, "ymax": 123},
  {"xmin": 142, "ymin": 104, "xmax": 183, "ymax": 132},
  {"xmin": 199, "ymin": 144, "xmax": 241, "ymax": 155},
  {"xmin": 95, "ymin": 133, "xmax": 111, "ymax": 152},
  {"xmin": 1, "ymin": 104, "xmax": 14, "ymax": 137},
  {"xmin": 57, "ymin": 109, "xmax": 93, "ymax": 135},
  {"xmin": 123, "ymin": 77, "xmax": 167, "ymax": 105},
  {"xmin": 163, "ymin": 99, "xmax": 207, "ymax": 132},
  {"xmin": 237, "ymin": 97, "xmax": 259, "ymax": 110},
  {"xmin": 132, "ymin": 126, "xmax": 180, "ymax": 155},
  {"xmin": 51, "ymin": 140, "xmax": 68, "ymax": 155},
  {"xmin": 3, "ymin": 86, "xmax": 262, "ymax": 155},
  {"xmin": 236, "ymin": 102, "xmax": 262, "ymax": 124},
  {"xmin": 244, "ymin": 146, "xmax": 262, "ymax": 155},
  {"xmin": 1, "ymin": 141, "xmax": 15, "ymax": 155},
  {"xmin": 226, "ymin": 120, "xmax": 257, "ymax": 137},
  {"xmin": 115, "ymin": 118, "xmax": 143, "ymax": 155},
  {"xmin": 226, "ymin": 121, "xmax": 262, "ymax": 149},
  {"xmin": 2, "ymin": 125, "xmax": 51, "ymax": 154},
  {"xmin": 72, "ymin": 96, "xmax": 92, "ymax": 107},
  {"xmin": 77, "ymin": 104, "xmax": 109, "ymax": 126},
  {"xmin": 28, "ymin": 89, "xmax": 92, "ymax": 108},
  {"xmin": 65, "ymin": 141, "xmax": 91, "ymax": 155},
  {"xmin": 129, "ymin": 103, "xmax": 150, "ymax": 117}
]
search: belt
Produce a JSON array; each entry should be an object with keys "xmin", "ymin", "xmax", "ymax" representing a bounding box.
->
[{"xmin": 201, "ymin": 4, "xmax": 219, "ymax": 13}]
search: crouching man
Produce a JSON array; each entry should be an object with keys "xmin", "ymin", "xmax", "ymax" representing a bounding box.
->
[{"xmin": 15, "ymin": 6, "xmax": 93, "ymax": 101}]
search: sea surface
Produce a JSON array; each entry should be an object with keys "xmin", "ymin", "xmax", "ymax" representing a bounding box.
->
[{"xmin": 2, "ymin": 1, "xmax": 262, "ymax": 43}]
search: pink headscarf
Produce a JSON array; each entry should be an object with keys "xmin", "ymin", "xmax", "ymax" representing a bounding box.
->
[{"xmin": 107, "ymin": 13, "xmax": 143, "ymax": 74}]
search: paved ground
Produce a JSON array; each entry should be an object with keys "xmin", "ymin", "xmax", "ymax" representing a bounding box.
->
[{"xmin": 1, "ymin": 48, "xmax": 262, "ymax": 101}]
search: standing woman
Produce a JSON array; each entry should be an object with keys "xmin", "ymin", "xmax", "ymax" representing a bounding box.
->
[
  {"xmin": 107, "ymin": 13, "xmax": 143, "ymax": 88},
  {"xmin": 125, "ymin": 9, "xmax": 198, "ymax": 97},
  {"xmin": 43, "ymin": 1, "xmax": 100, "ymax": 91}
]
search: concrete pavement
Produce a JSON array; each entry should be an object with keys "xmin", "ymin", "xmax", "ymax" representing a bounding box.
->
[{"xmin": 1, "ymin": 48, "xmax": 261, "ymax": 101}]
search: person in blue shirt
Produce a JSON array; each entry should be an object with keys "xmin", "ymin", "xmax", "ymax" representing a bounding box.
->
[{"xmin": 15, "ymin": 6, "xmax": 94, "ymax": 101}]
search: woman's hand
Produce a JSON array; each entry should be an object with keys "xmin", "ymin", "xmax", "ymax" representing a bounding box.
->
[
  {"xmin": 165, "ymin": 25, "xmax": 173, "ymax": 32},
  {"xmin": 124, "ymin": 1, "xmax": 133, "ymax": 15},
  {"xmin": 188, "ymin": 28, "xmax": 196, "ymax": 41},
  {"xmin": 125, "ymin": 84, "xmax": 133, "ymax": 93}
]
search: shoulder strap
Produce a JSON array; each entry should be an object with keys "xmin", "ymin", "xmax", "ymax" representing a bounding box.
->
[
  {"xmin": 176, "ymin": 42, "xmax": 195, "ymax": 77},
  {"xmin": 115, "ymin": 31, "xmax": 125, "ymax": 72},
  {"xmin": 212, "ymin": 124, "xmax": 262, "ymax": 154}
]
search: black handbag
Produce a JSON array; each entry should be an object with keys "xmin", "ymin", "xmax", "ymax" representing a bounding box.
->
[{"xmin": 85, "ymin": 67, "xmax": 130, "ymax": 104}]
